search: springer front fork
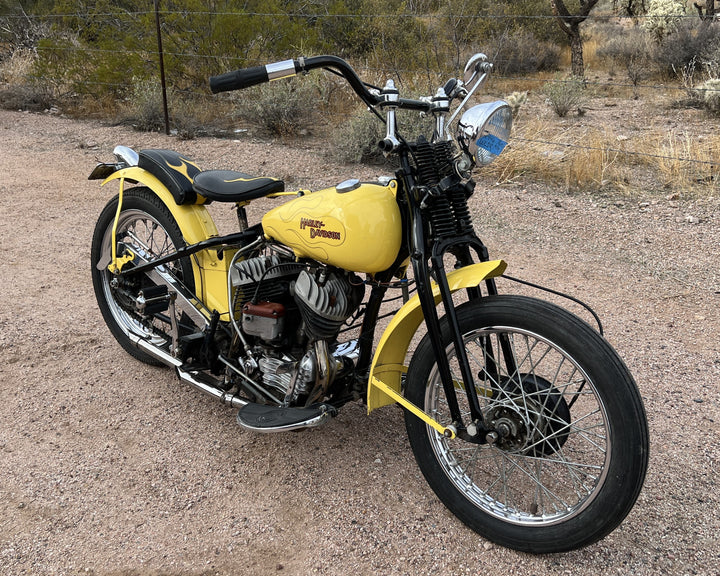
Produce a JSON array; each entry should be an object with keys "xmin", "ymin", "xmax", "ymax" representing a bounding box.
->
[{"xmin": 409, "ymin": 207, "xmax": 511, "ymax": 444}]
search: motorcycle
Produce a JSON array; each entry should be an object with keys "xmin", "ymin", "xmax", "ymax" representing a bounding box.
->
[{"xmin": 89, "ymin": 54, "xmax": 648, "ymax": 553}]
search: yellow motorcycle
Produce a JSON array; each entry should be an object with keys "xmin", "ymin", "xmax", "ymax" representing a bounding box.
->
[{"xmin": 90, "ymin": 54, "xmax": 648, "ymax": 553}]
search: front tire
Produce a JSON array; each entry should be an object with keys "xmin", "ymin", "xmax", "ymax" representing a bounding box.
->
[{"xmin": 404, "ymin": 295, "xmax": 648, "ymax": 553}]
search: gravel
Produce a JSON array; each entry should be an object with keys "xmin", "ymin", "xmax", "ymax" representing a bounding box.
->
[{"xmin": 1, "ymin": 109, "xmax": 718, "ymax": 575}]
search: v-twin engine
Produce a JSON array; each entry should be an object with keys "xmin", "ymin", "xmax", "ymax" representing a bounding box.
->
[
  {"xmin": 230, "ymin": 251, "xmax": 364, "ymax": 405},
  {"xmin": 231, "ymin": 252, "xmax": 363, "ymax": 343}
]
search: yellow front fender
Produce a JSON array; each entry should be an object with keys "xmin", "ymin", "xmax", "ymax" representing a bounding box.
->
[
  {"xmin": 102, "ymin": 167, "xmax": 233, "ymax": 319},
  {"xmin": 367, "ymin": 260, "xmax": 507, "ymax": 418}
]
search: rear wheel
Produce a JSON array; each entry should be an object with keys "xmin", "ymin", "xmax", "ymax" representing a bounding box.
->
[
  {"xmin": 91, "ymin": 187, "xmax": 195, "ymax": 365},
  {"xmin": 404, "ymin": 295, "xmax": 648, "ymax": 553}
]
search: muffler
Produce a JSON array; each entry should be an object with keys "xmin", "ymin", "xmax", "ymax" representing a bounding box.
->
[{"xmin": 130, "ymin": 333, "xmax": 247, "ymax": 409}]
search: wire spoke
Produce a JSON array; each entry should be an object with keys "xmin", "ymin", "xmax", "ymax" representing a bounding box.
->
[{"xmin": 426, "ymin": 322, "xmax": 610, "ymax": 525}]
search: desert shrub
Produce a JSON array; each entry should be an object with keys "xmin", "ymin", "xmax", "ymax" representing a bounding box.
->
[
  {"xmin": 489, "ymin": 29, "xmax": 562, "ymax": 75},
  {"xmin": 231, "ymin": 76, "xmax": 323, "ymax": 138},
  {"xmin": 0, "ymin": 83, "xmax": 55, "ymax": 111},
  {"xmin": 170, "ymin": 96, "xmax": 208, "ymax": 140},
  {"xmin": 331, "ymin": 110, "xmax": 387, "ymax": 165},
  {"xmin": 652, "ymin": 20, "xmax": 720, "ymax": 77},
  {"xmin": 117, "ymin": 78, "xmax": 168, "ymax": 132},
  {"xmin": 0, "ymin": 7, "xmax": 48, "ymax": 58},
  {"xmin": 115, "ymin": 79, "xmax": 214, "ymax": 138},
  {"xmin": 0, "ymin": 48, "xmax": 35, "ymax": 83},
  {"xmin": 596, "ymin": 26, "xmax": 650, "ymax": 79},
  {"xmin": 330, "ymin": 104, "xmax": 434, "ymax": 165},
  {"xmin": 0, "ymin": 46, "xmax": 55, "ymax": 111},
  {"xmin": 542, "ymin": 75, "xmax": 586, "ymax": 117},
  {"xmin": 697, "ymin": 78, "xmax": 720, "ymax": 113}
]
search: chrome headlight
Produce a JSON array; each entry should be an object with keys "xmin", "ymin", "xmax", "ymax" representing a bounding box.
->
[{"xmin": 457, "ymin": 101, "xmax": 512, "ymax": 166}]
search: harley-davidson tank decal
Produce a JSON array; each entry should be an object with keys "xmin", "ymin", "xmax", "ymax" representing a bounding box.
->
[{"xmin": 262, "ymin": 182, "xmax": 401, "ymax": 274}]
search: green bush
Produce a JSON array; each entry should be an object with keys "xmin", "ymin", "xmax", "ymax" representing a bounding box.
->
[
  {"xmin": 231, "ymin": 76, "xmax": 324, "ymax": 138},
  {"xmin": 543, "ymin": 75, "xmax": 586, "ymax": 117}
]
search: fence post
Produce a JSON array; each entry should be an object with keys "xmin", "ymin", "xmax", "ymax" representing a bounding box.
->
[{"xmin": 154, "ymin": 0, "xmax": 170, "ymax": 135}]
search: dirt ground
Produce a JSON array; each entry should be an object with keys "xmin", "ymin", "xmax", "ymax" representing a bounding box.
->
[{"xmin": 0, "ymin": 108, "xmax": 719, "ymax": 575}]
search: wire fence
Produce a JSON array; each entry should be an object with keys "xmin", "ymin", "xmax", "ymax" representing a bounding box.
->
[{"xmin": 2, "ymin": 5, "xmax": 718, "ymax": 187}]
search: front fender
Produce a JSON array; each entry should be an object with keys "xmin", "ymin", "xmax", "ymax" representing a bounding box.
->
[
  {"xmin": 367, "ymin": 260, "xmax": 507, "ymax": 414},
  {"xmin": 101, "ymin": 168, "xmax": 233, "ymax": 318}
]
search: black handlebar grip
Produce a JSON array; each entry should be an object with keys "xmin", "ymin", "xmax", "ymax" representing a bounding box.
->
[{"xmin": 209, "ymin": 65, "xmax": 269, "ymax": 94}]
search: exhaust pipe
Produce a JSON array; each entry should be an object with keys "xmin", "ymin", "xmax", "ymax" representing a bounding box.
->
[{"xmin": 131, "ymin": 334, "xmax": 248, "ymax": 410}]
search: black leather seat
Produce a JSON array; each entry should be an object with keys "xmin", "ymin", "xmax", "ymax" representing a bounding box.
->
[
  {"xmin": 138, "ymin": 149, "xmax": 203, "ymax": 205},
  {"xmin": 193, "ymin": 170, "xmax": 285, "ymax": 203}
]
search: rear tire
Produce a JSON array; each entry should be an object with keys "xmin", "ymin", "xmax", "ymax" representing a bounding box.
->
[
  {"xmin": 404, "ymin": 295, "xmax": 648, "ymax": 553},
  {"xmin": 91, "ymin": 187, "xmax": 195, "ymax": 365}
]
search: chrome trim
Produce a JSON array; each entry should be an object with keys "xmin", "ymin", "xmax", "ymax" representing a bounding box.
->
[
  {"xmin": 446, "ymin": 53, "xmax": 493, "ymax": 134},
  {"xmin": 130, "ymin": 335, "xmax": 248, "ymax": 409},
  {"xmin": 336, "ymin": 179, "xmax": 360, "ymax": 193},
  {"xmin": 266, "ymin": 59, "xmax": 297, "ymax": 81},
  {"xmin": 124, "ymin": 244, "xmax": 209, "ymax": 329},
  {"xmin": 218, "ymin": 354, "xmax": 284, "ymax": 405},
  {"xmin": 332, "ymin": 338, "xmax": 360, "ymax": 361},
  {"xmin": 113, "ymin": 145, "xmax": 139, "ymax": 167},
  {"xmin": 177, "ymin": 367, "xmax": 248, "ymax": 409}
]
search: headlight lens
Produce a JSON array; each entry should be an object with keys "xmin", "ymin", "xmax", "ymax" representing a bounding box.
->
[{"xmin": 457, "ymin": 101, "xmax": 512, "ymax": 166}]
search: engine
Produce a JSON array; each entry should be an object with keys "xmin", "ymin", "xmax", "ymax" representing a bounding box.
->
[{"xmin": 229, "ymin": 250, "xmax": 364, "ymax": 405}]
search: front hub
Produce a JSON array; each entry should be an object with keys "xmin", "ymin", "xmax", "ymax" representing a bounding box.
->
[{"xmin": 485, "ymin": 374, "xmax": 572, "ymax": 457}]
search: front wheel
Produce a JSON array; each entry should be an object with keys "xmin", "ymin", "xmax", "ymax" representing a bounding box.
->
[{"xmin": 404, "ymin": 295, "xmax": 649, "ymax": 553}]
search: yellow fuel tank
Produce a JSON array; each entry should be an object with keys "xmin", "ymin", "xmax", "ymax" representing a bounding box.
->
[{"xmin": 262, "ymin": 180, "xmax": 402, "ymax": 274}]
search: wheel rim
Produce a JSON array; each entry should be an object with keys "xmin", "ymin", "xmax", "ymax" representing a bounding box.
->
[
  {"xmin": 425, "ymin": 326, "xmax": 610, "ymax": 527},
  {"xmin": 98, "ymin": 208, "xmax": 183, "ymax": 348}
]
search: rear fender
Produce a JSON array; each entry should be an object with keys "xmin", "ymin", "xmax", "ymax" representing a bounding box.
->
[
  {"xmin": 101, "ymin": 167, "xmax": 233, "ymax": 319},
  {"xmin": 367, "ymin": 260, "xmax": 507, "ymax": 415}
]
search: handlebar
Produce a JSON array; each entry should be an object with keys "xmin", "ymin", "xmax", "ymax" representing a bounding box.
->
[
  {"xmin": 209, "ymin": 65, "xmax": 273, "ymax": 93},
  {"xmin": 209, "ymin": 53, "xmax": 496, "ymax": 153},
  {"xmin": 210, "ymin": 55, "xmax": 443, "ymax": 115},
  {"xmin": 210, "ymin": 55, "xmax": 385, "ymax": 109}
]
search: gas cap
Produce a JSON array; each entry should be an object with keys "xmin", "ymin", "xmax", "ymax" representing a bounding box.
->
[{"xmin": 336, "ymin": 178, "xmax": 360, "ymax": 193}]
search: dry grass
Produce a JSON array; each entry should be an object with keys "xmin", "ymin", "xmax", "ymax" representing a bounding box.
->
[
  {"xmin": 657, "ymin": 132, "xmax": 720, "ymax": 190},
  {"xmin": 490, "ymin": 112, "xmax": 719, "ymax": 196},
  {"xmin": 0, "ymin": 48, "xmax": 34, "ymax": 84},
  {"xmin": 490, "ymin": 118, "xmax": 624, "ymax": 189}
]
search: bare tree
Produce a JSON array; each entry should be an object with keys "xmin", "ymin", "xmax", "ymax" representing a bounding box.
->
[
  {"xmin": 550, "ymin": 0, "xmax": 600, "ymax": 77},
  {"xmin": 692, "ymin": 0, "xmax": 716, "ymax": 20},
  {"xmin": 612, "ymin": 0, "xmax": 648, "ymax": 18}
]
